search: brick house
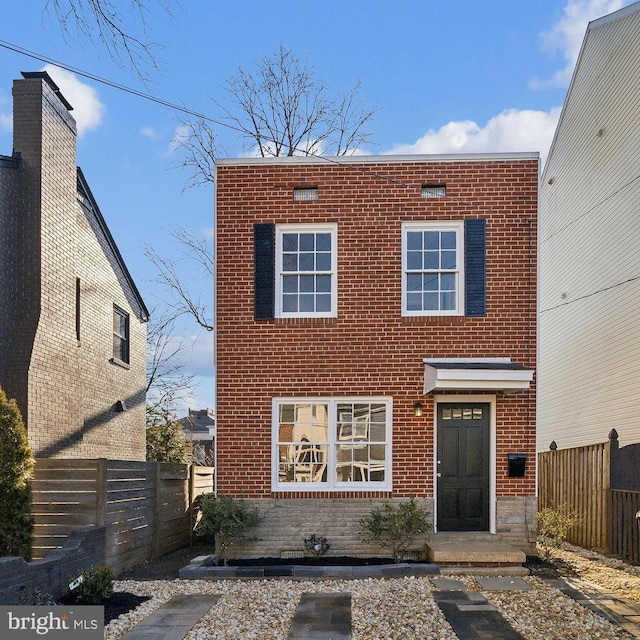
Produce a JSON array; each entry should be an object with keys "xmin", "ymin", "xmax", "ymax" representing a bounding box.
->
[
  {"xmin": 215, "ymin": 153, "xmax": 538, "ymax": 557},
  {"xmin": 0, "ymin": 71, "xmax": 149, "ymax": 461}
]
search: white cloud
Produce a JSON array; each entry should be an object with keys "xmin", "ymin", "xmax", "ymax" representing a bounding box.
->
[
  {"xmin": 140, "ymin": 126, "xmax": 161, "ymax": 140},
  {"xmin": 385, "ymin": 107, "xmax": 562, "ymax": 166},
  {"xmin": 0, "ymin": 113, "xmax": 10, "ymax": 132},
  {"xmin": 532, "ymin": 0, "xmax": 625, "ymax": 88},
  {"xmin": 42, "ymin": 64, "xmax": 105, "ymax": 137},
  {"xmin": 170, "ymin": 123, "xmax": 191, "ymax": 153}
]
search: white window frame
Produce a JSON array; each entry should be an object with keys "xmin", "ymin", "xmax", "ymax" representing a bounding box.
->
[
  {"xmin": 401, "ymin": 221, "xmax": 465, "ymax": 316},
  {"xmin": 275, "ymin": 223, "xmax": 337, "ymax": 318},
  {"xmin": 272, "ymin": 397, "xmax": 392, "ymax": 492}
]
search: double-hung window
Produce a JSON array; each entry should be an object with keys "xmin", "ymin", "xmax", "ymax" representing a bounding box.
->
[
  {"xmin": 273, "ymin": 398, "xmax": 392, "ymax": 491},
  {"xmin": 275, "ymin": 224, "xmax": 337, "ymax": 317},
  {"xmin": 112, "ymin": 305, "xmax": 130, "ymax": 364},
  {"xmin": 402, "ymin": 221, "xmax": 464, "ymax": 316}
]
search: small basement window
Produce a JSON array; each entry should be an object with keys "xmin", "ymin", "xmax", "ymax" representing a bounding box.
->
[
  {"xmin": 421, "ymin": 184, "xmax": 446, "ymax": 199},
  {"xmin": 293, "ymin": 186, "xmax": 319, "ymax": 202}
]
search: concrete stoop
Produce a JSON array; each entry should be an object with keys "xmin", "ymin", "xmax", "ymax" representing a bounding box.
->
[{"xmin": 425, "ymin": 533, "xmax": 529, "ymax": 576}]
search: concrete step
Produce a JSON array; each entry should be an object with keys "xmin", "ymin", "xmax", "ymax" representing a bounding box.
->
[{"xmin": 425, "ymin": 533, "xmax": 527, "ymax": 571}]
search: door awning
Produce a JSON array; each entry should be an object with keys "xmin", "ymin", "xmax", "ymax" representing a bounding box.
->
[{"xmin": 423, "ymin": 358, "xmax": 534, "ymax": 394}]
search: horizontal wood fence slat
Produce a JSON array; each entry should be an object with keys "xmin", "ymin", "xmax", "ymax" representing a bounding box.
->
[
  {"xmin": 538, "ymin": 431, "xmax": 640, "ymax": 564},
  {"xmin": 31, "ymin": 459, "xmax": 214, "ymax": 575}
]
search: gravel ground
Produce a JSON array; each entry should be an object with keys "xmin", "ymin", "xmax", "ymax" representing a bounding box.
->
[{"xmin": 105, "ymin": 543, "xmax": 640, "ymax": 640}]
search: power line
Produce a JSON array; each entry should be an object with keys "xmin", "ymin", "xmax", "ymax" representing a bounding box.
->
[{"xmin": 0, "ymin": 38, "xmax": 531, "ymax": 215}]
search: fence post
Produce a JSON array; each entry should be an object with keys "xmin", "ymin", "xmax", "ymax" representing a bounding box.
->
[
  {"xmin": 603, "ymin": 430, "xmax": 618, "ymax": 554},
  {"xmin": 96, "ymin": 459, "xmax": 107, "ymax": 528},
  {"xmin": 152, "ymin": 462, "xmax": 162, "ymax": 558}
]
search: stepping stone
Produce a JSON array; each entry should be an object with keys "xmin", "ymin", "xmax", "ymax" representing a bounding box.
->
[
  {"xmin": 287, "ymin": 592, "xmax": 351, "ymax": 640},
  {"xmin": 431, "ymin": 577, "xmax": 467, "ymax": 590},
  {"xmin": 120, "ymin": 594, "xmax": 220, "ymax": 640},
  {"xmin": 476, "ymin": 577, "xmax": 532, "ymax": 591},
  {"xmin": 433, "ymin": 590, "xmax": 524, "ymax": 639}
]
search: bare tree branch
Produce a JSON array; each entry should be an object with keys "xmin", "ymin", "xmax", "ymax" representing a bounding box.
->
[
  {"xmin": 146, "ymin": 308, "xmax": 198, "ymax": 416},
  {"xmin": 145, "ymin": 228, "xmax": 214, "ymax": 332},
  {"xmin": 44, "ymin": 0, "xmax": 174, "ymax": 83}
]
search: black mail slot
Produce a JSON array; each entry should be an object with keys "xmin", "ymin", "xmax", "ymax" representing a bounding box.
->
[{"xmin": 508, "ymin": 453, "xmax": 527, "ymax": 477}]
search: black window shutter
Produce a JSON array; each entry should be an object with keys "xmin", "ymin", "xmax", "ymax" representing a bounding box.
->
[
  {"xmin": 254, "ymin": 223, "xmax": 275, "ymax": 320},
  {"xmin": 464, "ymin": 218, "xmax": 486, "ymax": 317}
]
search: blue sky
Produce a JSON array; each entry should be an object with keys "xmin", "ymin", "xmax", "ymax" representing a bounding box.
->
[{"xmin": 0, "ymin": 0, "xmax": 633, "ymax": 415}]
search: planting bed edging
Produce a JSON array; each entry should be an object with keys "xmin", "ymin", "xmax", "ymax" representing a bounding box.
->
[{"xmin": 178, "ymin": 555, "xmax": 440, "ymax": 579}]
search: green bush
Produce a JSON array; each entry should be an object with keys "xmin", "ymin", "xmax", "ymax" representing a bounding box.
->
[
  {"xmin": 194, "ymin": 494, "xmax": 263, "ymax": 565},
  {"xmin": 146, "ymin": 407, "xmax": 191, "ymax": 463},
  {"xmin": 69, "ymin": 565, "xmax": 115, "ymax": 604},
  {"xmin": 359, "ymin": 498, "xmax": 431, "ymax": 562},
  {"xmin": 537, "ymin": 504, "xmax": 581, "ymax": 561},
  {"xmin": 0, "ymin": 387, "xmax": 34, "ymax": 561}
]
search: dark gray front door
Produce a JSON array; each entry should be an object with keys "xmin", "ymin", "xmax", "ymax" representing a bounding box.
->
[{"xmin": 437, "ymin": 403, "xmax": 490, "ymax": 531}]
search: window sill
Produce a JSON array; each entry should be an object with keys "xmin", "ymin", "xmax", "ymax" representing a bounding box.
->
[{"xmin": 109, "ymin": 357, "xmax": 130, "ymax": 370}]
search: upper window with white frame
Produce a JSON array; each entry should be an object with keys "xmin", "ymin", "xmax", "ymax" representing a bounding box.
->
[
  {"xmin": 273, "ymin": 398, "xmax": 392, "ymax": 491},
  {"xmin": 276, "ymin": 224, "xmax": 337, "ymax": 318},
  {"xmin": 402, "ymin": 221, "xmax": 464, "ymax": 316},
  {"xmin": 112, "ymin": 305, "xmax": 130, "ymax": 364}
]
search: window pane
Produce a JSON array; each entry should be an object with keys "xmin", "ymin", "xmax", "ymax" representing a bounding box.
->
[
  {"xmin": 316, "ymin": 233, "xmax": 331, "ymax": 251},
  {"xmin": 407, "ymin": 292, "xmax": 422, "ymax": 310},
  {"xmin": 316, "ymin": 275, "xmax": 331, "ymax": 292},
  {"xmin": 283, "ymin": 254, "xmax": 298, "ymax": 271},
  {"xmin": 315, "ymin": 253, "xmax": 331, "ymax": 271},
  {"xmin": 424, "ymin": 251, "xmax": 439, "ymax": 270},
  {"xmin": 282, "ymin": 295, "xmax": 298, "ymax": 312},
  {"xmin": 283, "ymin": 275, "xmax": 298, "ymax": 293},
  {"xmin": 424, "ymin": 292, "xmax": 439, "ymax": 309},
  {"xmin": 282, "ymin": 234, "xmax": 298, "ymax": 251},
  {"xmin": 424, "ymin": 274, "xmax": 438, "ymax": 291},
  {"xmin": 407, "ymin": 231, "xmax": 422, "ymax": 250},
  {"xmin": 299, "ymin": 294, "xmax": 314, "ymax": 312},
  {"xmin": 441, "ymin": 292, "xmax": 456, "ymax": 310},
  {"xmin": 299, "ymin": 233, "xmax": 315, "ymax": 251},
  {"xmin": 441, "ymin": 250, "xmax": 457, "ymax": 270},
  {"xmin": 370, "ymin": 424, "xmax": 385, "ymax": 442},
  {"xmin": 316, "ymin": 294, "xmax": 331, "ymax": 312},
  {"xmin": 441, "ymin": 274, "xmax": 455, "ymax": 290},
  {"xmin": 407, "ymin": 273, "xmax": 422, "ymax": 292},
  {"xmin": 299, "ymin": 275, "xmax": 314, "ymax": 292},
  {"xmin": 407, "ymin": 251, "xmax": 422, "ymax": 270},
  {"xmin": 441, "ymin": 231, "xmax": 456, "ymax": 249},
  {"xmin": 299, "ymin": 253, "xmax": 314, "ymax": 271},
  {"xmin": 424, "ymin": 231, "xmax": 439, "ymax": 250}
]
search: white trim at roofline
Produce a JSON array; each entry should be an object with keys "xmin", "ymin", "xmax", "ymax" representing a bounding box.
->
[
  {"xmin": 589, "ymin": 0, "xmax": 640, "ymax": 30},
  {"xmin": 215, "ymin": 152, "xmax": 540, "ymax": 166}
]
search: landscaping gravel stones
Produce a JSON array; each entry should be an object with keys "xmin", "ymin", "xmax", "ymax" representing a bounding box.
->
[{"xmin": 104, "ymin": 544, "xmax": 639, "ymax": 640}]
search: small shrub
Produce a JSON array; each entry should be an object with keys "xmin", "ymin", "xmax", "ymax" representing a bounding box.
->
[
  {"xmin": 304, "ymin": 534, "xmax": 330, "ymax": 558},
  {"xmin": 537, "ymin": 504, "xmax": 581, "ymax": 561},
  {"xmin": 359, "ymin": 498, "xmax": 431, "ymax": 562},
  {"xmin": 0, "ymin": 387, "xmax": 34, "ymax": 561},
  {"xmin": 69, "ymin": 565, "xmax": 115, "ymax": 604},
  {"xmin": 194, "ymin": 494, "xmax": 263, "ymax": 565}
]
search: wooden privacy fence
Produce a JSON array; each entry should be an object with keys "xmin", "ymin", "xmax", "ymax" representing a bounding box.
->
[
  {"xmin": 31, "ymin": 459, "xmax": 214, "ymax": 575},
  {"xmin": 538, "ymin": 430, "xmax": 640, "ymax": 564}
]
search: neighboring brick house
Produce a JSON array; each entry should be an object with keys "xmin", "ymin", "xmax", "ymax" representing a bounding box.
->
[
  {"xmin": 215, "ymin": 153, "xmax": 538, "ymax": 557},
  {"xmin": 0, "ymin": 71, "xmax": 149, "ymax": 461}
]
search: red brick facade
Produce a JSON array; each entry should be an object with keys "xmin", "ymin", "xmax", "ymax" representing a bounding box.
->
[{"xmin": 215, "ymin": 154, "xmax": 538, "ymax": 551}]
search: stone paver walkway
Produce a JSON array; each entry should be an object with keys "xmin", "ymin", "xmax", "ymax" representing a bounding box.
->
[
  {"xmin": 543, "ymin": 576, "xmax": 640, "ymax": 639},
  {"xmin": 432, "ymin": 577, "xmax": 525, "ymax": 639},
  {"xmin": 287, "ymin": 592, "xmax": 352, "ymax": 640},
  {"xmin": 119, "ymin": 594, "xmax": 219, "ymax": 640}
]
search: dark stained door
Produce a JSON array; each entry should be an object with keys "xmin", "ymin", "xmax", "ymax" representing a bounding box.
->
[{"xmin": 437, "ymin": 403, "xmax": 490, "ymax": 531}]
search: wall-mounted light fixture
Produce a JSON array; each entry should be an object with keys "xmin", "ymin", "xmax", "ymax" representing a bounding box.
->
[
  {"xmin": 113, "ymin": 400, "xmax": 127, "ymax": 412},
  {"xmin": 413, "ymin": 401, "xmax": 423, "ymax": 417}
]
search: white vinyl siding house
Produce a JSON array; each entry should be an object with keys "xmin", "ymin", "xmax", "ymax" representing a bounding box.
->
[{"xmin": 537, "ymin": 3, "xmax": 640, "ymax": 452}]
